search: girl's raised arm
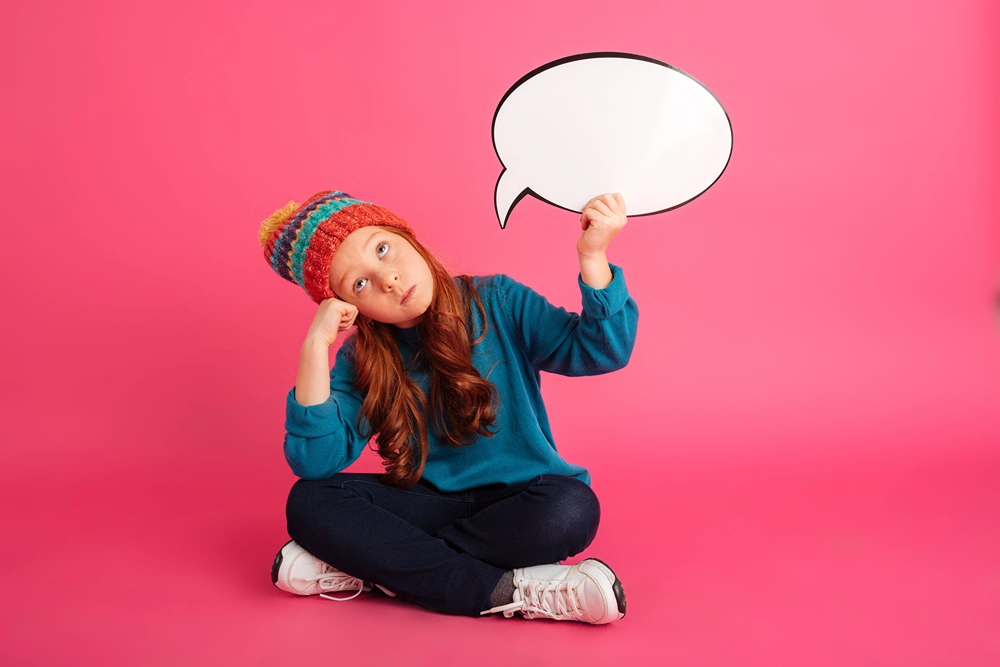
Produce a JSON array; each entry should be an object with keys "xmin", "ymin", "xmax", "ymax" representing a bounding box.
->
[
  {"xmin": 497, "ymin": 265, "xmax": 638, "ymax": 377},
  {"xmin": 283, "ymin": 337, "xmax": 370, "ymax": 480},
  {"xmin": 294, "ymin": 298, "xmax": 359, "ymax": 406},
  {"xmin": 577, "ymin": 193, "xmax": 627, "ymax": 290},
  {"xmin": 497, "ymin": 192, "xmax": 637, "ymax": 376}
]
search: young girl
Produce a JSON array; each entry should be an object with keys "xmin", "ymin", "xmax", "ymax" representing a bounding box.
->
[{"xmin": 259, "ymin": 189, "xmax": 637, "ymax": 624}]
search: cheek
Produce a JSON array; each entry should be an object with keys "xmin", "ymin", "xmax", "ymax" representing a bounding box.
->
[
  {"xmin": 417, "ymin": 257, "xmax": 433, "ymax": 280},
  {"xmin": 342, "ymin": 294, "xmax": 374, "ymax": 318},
  {"xmin": 351, "ymin": 299, "xmax": 378, "ymax": 317}
]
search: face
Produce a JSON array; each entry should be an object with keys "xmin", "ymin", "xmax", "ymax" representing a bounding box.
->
[{"xmin": 328, "ymin": 226, "xmax": 434, "ymax": 328}]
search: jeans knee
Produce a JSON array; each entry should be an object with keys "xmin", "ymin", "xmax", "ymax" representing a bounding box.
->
[
  {"xmin": 540, "ymin": 476, "xmax": 601, "ymax": 556},
  {"xmin": 285, "ymin": 478, "xmax": 329, "ymax": 537}
]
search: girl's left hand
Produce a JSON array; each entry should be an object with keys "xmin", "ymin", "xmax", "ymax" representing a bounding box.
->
[{"xmin": 577, "ymin": 193, "xmax": 627, "ymax": 258}]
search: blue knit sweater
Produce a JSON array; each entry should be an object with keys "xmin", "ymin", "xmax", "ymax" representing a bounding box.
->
[{"xmin": 283, "ymin": 264, "xmax": 638, "ymax": 491}]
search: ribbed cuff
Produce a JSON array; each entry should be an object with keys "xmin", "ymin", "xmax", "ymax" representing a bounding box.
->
[
  {"xmin": 285, "ymin": 388, "xmax": 343, "ymax": 438},
  {"xmin": 578, "ymin": 263, "xmax": 629, "ymax": 319}
]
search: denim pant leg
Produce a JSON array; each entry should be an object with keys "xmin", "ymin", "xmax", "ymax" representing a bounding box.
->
[
  {"xmin": 435, "ymin": 474, "xmax": 602, "ymax": 570},
  {"xmin": 286, "ymin": 473, "xmax": 507, "ymax": 617}
]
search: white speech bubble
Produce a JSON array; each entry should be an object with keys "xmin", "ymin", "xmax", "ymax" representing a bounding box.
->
[{"xmin": 492, "ymin": 52, "xmax": 732, "ymax": 228}]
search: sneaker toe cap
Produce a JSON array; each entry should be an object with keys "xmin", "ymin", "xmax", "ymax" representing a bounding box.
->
[{"xmin": 580, "ymin": 560, "xmax": 626, "ymax": 623}]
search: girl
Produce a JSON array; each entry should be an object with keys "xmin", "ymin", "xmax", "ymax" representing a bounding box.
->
[{"xmin": 258, "ymin": 189, "xmax": 637, "ymax": 624}]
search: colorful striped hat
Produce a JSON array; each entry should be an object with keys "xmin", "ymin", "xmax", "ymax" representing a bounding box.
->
[{"xmin": 258, "ymin": 190, "xmax": 416, "ymax": 303}]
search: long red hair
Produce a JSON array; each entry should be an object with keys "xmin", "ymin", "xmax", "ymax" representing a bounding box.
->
[{"xmin": 349, "ymin": 227, "xmax": 499, "ymax": 487}]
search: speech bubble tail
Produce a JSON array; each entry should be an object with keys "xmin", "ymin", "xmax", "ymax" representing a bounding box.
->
[{"xmin": 494, "ymin": 169, "xmax": 530, "ymax": 230}]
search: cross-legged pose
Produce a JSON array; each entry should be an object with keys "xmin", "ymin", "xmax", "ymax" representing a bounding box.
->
[{"xmin": 258, "ymin": 189, "xmax": 637, "ymax": 623}]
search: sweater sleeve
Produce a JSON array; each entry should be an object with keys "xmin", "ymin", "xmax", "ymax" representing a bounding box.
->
[
  {"xmin": 282, "ymin": 339, "xmax": 371, "ymax": 479},
  {"xmin": 496, "ymin": 263, "xmax": 638, "ymax": 376}
]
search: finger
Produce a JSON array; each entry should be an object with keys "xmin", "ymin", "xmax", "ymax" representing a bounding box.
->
[
  {"xmin": 614, "ymin": 193, "xmax": 626, "ymax": 215},
  {"xmin": 604, "ymin": 194, "xmax": 622, "ymax": 217},
  {"xmin": 602, "ymin": 193, "xmax": 624, "ymax": 217},
  {"xmin": 592, "ymin": 199, "xmax": 613, "ymax": 218},
  {"xmin": 584, "ymin": 196, "xmax": 602, "ymax": 209}
]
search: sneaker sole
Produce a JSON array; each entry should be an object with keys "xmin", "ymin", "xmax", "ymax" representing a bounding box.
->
[
  {"xmin": 587, "ymin": 558, "xmax": 627, "ymax": 618},
  {"xmin": 272, "ymin": 540, "xmax": 374, "ymax": 598},
  {"xmin": 271, "ymin": 539, "xmax": 293, "ymax": 587}
]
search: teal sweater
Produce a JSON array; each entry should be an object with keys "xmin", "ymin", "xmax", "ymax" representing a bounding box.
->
[{"xmin": 283, "ymin": 264, "xmax": 638, "ymax": 491}]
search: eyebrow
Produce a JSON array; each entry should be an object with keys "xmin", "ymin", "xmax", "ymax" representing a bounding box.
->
[{"xmin": 338, "ymin": 231, "xmax": 382, "ymax": 295}]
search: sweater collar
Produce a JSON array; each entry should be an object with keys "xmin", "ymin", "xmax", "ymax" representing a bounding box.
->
[{"xmin": 396, "ymin": 324, "xmax": 421, "ymax": 346}]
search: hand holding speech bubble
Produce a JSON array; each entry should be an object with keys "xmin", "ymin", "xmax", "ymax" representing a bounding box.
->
[{"xmin": 492, "ymin": 52, "xmax": 732, "ymax": 228}]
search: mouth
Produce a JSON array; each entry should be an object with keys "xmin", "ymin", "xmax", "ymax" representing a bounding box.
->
[{"xmin": 400, "ymin": 285, "xmax": 416, "ymax": 306}]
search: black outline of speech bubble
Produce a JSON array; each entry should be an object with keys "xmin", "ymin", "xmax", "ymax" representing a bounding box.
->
[{"xmin": 492, "ymin": 51, "xmax": 733, "ymax": 229}]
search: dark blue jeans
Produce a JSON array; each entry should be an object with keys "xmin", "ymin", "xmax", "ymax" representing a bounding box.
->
[{"xmin": 285, "ymin": 473, "xmax": 601, "ymax": 616}]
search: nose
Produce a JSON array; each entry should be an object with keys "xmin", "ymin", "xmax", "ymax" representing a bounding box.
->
[{"xmin": 382, "ymin": 271, "xmax": 399, "ymax": 291}]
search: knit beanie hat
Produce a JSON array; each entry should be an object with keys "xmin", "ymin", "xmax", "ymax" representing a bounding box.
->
[{"xmin": 258, "ymin": 190, "xmax": 416, "ymax": 303}]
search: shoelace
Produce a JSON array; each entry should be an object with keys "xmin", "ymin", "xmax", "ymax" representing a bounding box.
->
[
  {"xmin": 481, "ymin": 577, "xmax": 586, "ymax": 620},
  {"xmin": 309, "ymin": 563, "xmax": 370, "ymax": 602}
]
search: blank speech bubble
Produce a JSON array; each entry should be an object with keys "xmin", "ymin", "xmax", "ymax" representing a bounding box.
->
[{"xmin": 492, "ymin": 52, "xmax": 733, "ymax": 229}]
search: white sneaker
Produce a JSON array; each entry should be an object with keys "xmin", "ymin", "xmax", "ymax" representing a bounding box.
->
[
  {"xmin": 480, "ymin": 558, "xmax": 626, "ymax": 624},
  {"xmin": 271, "ymin": 540, "xmax": 397, "ymax": 601}
]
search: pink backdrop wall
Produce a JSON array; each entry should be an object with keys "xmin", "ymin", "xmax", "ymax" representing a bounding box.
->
[
  {"xmin": 2, "ymin": 0, "xmax": 998, "ymax": 663},
  {"xmin": 4, "ymin": 0, "xmax": 996, "ymax": 478}
]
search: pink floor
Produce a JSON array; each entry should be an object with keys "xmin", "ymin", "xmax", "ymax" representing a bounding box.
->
[{"xmin": 4, "ymin": 444, "xmax": 997, "ymax": 666}]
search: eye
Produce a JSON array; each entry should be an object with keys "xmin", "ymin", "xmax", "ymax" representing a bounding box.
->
[
  {"xmin": 376, "ymin": 242, "xmax": 389, "ymax": 258},
  {"xmin": 354, "ymin": 278, "xmax": 368, "ymax": 294}
]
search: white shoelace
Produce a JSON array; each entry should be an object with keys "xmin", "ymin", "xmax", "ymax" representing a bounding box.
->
[
  {"xmin": 481, "ymin": 577, "xmax": 586, "ymax": 620},
  {"xmin": 309, "ymin": 563, "xmax": 369, "ymax": 602}
]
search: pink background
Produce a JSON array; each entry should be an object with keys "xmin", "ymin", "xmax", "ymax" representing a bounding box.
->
[{"xmin": 3, "ymin": 0, "xmax": 998, "ymax": 664}]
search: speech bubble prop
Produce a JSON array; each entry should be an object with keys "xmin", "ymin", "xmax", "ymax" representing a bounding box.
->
[{"xmin": 492, "ymin": 52, "xmax": 732, "ymax": 228}]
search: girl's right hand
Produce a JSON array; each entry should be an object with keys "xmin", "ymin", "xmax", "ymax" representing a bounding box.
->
[{"xmin": 306, "ymin": 298, "xmax": 359, "ymax": 347}]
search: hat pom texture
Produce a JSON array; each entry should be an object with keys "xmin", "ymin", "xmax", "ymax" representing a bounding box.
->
[
  {"xmin": 258, "ymin": 190, "xmax": 416, "ymax": 303},
  {"xmin": 259, "ymin": 201, "xmax": 298, "ymax": 247}
]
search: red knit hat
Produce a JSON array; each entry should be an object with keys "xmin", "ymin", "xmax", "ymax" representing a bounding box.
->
[{"xmin": 258, "ymin": 190, "xmax": 416, "ymax": 303}]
